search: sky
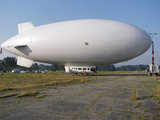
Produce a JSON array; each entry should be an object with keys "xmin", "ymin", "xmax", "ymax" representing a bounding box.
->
[{"xmin": 0, "ymin": 0, "xmax": 160, "ymax": 66}]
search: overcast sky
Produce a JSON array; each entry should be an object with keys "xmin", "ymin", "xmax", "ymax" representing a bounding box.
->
[{"xmin": 0, "ymin": 0, "xmax": 159, "ymax": 65}]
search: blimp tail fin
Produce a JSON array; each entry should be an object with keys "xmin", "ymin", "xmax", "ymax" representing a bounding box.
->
[
  {"xmin": 17, "ymin": 56, "xmax": 33, "ymax": 68},
  {"xmin": 18, "ymin": 22, "xmax": 35, "ymax": 34}
]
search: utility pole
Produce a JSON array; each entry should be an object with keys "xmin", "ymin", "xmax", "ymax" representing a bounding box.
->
[
  {"xmin": 152, "ymin": 41, "xmax": 154, "ymax": 72},
  {"xmin": 149, "ymin": 33, "xmax": 159, "ymax": 75}
]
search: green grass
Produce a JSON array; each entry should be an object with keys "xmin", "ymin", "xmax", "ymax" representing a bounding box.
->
[{"xmin": 0, "ymin": 72, "xmax": 87, "ymax": 91}]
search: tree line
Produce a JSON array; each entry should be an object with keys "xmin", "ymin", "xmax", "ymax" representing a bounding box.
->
[{"xmin": 0, "ymin": 57, "xmax": 149, "ymax": 72}]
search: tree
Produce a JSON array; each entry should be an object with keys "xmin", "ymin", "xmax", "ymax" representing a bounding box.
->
[
  {"xmin": 2, "ymin": 57, "xmax": 17, "ymax": 71},
  {"xmin": 116, "ymin": 65, "xmax": 148, "ymax": 71},
  {"xmin": 97, "ymin": 65, "xmax": 116, "ymax": 71}
]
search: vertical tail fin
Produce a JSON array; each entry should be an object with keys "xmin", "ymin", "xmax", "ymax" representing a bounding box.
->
[{"xmin": 18, "ymin": 22, "xmax": 35, "ymax": 34}]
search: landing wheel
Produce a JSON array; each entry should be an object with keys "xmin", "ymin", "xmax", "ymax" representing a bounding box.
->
[
  {"xmin": 77, "ymin": 72, "xmax": 81, "ymax": 76},
  {"xmin": 148, "ymin": 72, "xmax": 152, "ymax": 76},
  {"xmin": 155, "ymin": 73, "xmax": 159, "ymax": 76}
]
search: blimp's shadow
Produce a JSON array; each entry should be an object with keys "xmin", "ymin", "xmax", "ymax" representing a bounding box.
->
[{"xmin": 93, "ymin": 73, "xmax": 147, "ymax": 76}]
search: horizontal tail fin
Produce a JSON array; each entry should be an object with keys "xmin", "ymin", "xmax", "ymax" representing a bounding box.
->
[{"xmin": 17, "ymin": 56, "xmax": 33, "ymax": 68}]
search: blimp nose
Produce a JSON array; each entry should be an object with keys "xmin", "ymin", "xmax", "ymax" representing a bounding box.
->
[
  {"xmin": 144, "ymin": 32, "xmax": 152, "ymax": 47},
  {"xmin": 135, "ymin": 28, "xmax": 152, "ymax": 51}
]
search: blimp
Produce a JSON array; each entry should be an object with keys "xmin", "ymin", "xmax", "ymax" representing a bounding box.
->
[{"xmin": 1, "ymin": 19, "xmax": 151, "ymax": 73}]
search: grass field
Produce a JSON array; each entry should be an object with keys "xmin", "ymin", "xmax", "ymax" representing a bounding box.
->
[
  {"xmin": 0, "ymin": 71, "xmax": 138, "ymax": 91},
  {"xmin": 0, "ymin": 72, "xmax": 84, "ymax": 97},
  {"xmin": 0, "ymin": 72, "xmax": 84, "ymax": 90}
]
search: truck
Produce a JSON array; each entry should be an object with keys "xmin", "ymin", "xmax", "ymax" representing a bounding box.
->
[{"xmin": 148, "ymin": 64, "xmax": 159, "ymax": 76}]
